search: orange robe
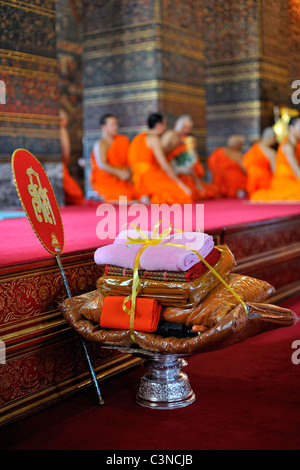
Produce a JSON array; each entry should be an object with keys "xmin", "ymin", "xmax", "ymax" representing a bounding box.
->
[
  {"xmin": 207, "ymin": 147, "xmax": 247, "ymax": 198},
  {"xmin": 251, "ymin": 141, "xmax": 300, "ymax": 202},
  {"xmin": 90, "ymin": 134, "xmax": 136, "ymax": 201},
  {"xmin": 63, "ymin": 163, "xmax": 84, "ymax": 205},
  {"xmin": 128, "ymin": 133, "xmax": 193, "ymax": 204},
  {"xmin": 166, "ymin": 144, "xmax": 217, "ymax": 200},
  {"xmin": 243, "ymin": 143, "xmax": 273, "ymax": 195}
]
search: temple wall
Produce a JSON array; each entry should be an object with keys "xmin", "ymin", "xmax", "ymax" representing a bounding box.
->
[
  {"xmin": 0, "ymin": 0, "xmax": 63, "ymax": 208},
  {"xmin": 203, "ymin": 0, "xmax": 267, "ymax": 154},
  {"xmin": 81, "ymin": 0, "xmax": 206, "ymax": 192},
  {"xmin": 289, "ymin": 0, "xmax": 300, "ymax": 83},
  {"xmin": 81, "ymin": 0, "xmax": 165, "ymax": 193},
  {"xmin": 56, "ymin": 0, "xmax": 84, "ymax": 187},
  {"xmin": 155, "ymin": 1, "xmax": 206, "ymax": 158},
  {"xmin": 259, "ymin": 0, "xmax": 291, "ymax": 131},
  {"xmin": 203, "ymin": 0, "xmax": 300, "ymax": 154}
]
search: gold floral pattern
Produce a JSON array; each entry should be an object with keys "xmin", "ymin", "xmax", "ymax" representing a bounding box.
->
[{"xmin": 0, "ymin": 255, "xmax": 103, "ymax": 326}]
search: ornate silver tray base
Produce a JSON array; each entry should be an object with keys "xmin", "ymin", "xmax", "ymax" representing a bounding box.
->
[{"xmin": 103, "ymin": 345, "xmax": 195, "ymax": 410}]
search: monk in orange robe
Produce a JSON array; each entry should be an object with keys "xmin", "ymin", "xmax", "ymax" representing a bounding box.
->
[
  {"xmin": 207, "ymin": 135, "xmax": 248, "ymax": 198},
  {"xmin": 161, "ymin": 114, "xmax": 217, "ymax": 200},
  {"xmin": 128, "ymin": 112, "xmax": 192, "ymax": 204},
  {"xmin": 60, "ymin": 109, "xmax": 84, "ymax": 205},
  {"xmin": 243, "ymin": 127, "xmax": 277, "ymax": 196},
  {"xmin": 251, "ymin": 117, "xmax": 300, "ymax": 202},
  {"xmin": 90, "ymin": 114, "xmax": 136, "ymax": 202}
]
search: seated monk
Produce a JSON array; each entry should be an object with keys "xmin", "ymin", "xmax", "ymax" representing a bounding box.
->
[
  {"xmin": 251, "ymin": 117, "xmax": 300, "ymax": 202},
  {"xmin": 128, "ymin": 112, "xmax": 192, "ymax": 204},
  {"xmin": 90, "ymin": 114, "xmax": 136, "ymax": 201},
  {"xmin": 207, "ymin": 135, "xmax": 248, "ymax": 198},
  {"xmin": 161, "ymin": 114, "xmax": 217, "ymax": 200},
  {"xmin": 243, "ymin": 127, "xmax": 277, "ymax": 196},
  {"xmin": 59, "ymin": 109, "xmax": 84, "ymax": 205}
]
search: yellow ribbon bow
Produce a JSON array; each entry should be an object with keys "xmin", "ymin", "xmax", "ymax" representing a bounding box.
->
[{"xmin": 122, "ymin": 220, "xmax": 248, "ymax": 343}]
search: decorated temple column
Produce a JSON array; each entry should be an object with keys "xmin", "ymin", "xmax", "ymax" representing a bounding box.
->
[
  {"xmin": 0, "ymin": 0, "xmax": 63, "ymax": 208},
  {"xmin": 202, "ymin": 0, "xmax": 291, "ymax": 154},
  {"xmin": 81, "ymin": 0, "xmax": 206, "ymax": 194}
]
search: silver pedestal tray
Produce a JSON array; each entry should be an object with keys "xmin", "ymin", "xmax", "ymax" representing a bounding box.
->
[{"xmin": 103, "ymin": 345, "xmax": 195, "ymax": 409}]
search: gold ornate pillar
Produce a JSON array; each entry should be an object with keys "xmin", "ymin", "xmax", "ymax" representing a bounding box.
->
[
  {"xmin": 0, "ymin": 0, "xmax": 63, "ymax": 208},
  {"xmin": 81, "ymin": 0, "xmax": 206, "ymax": 191},
  {"xmin": 202, "ymin": 0, "xmax": 290, "ymax": 154}
]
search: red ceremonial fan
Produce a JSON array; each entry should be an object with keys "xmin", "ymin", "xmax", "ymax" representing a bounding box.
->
[
  {"xmin": 11, "ymin": 148, "xmax": 104, "ymax": 405},
  {"xmin": 11, "ymin": 148, "xmax": 64, "ymax": 255}
]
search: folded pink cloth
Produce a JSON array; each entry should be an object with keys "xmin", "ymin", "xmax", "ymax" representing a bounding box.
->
[
  {"xmin": 94, "ymin": 243, "xmax": 141, "ymax": 270},
  {"xmin": 94, "ymin": 231, "xmax": 214, "ymax": 272},
  {"xmin": 115, "ymin": 230, "xmax": 213, "ymax": 252},
  {"xmin": 114, "ymin": 229, "xmax": 153, "ymax": 244}
]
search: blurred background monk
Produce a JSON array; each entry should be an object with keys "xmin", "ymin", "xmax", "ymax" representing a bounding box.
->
[
  {"xmin": 161, "ymin": 114, "xmax": 217, "ymax": 200},
  {"xmin": 60, "ymin": 108, "xmax": 84, "ymax": 205},
  {"xmin": 207, "ymin": 135, "xmax": 247, "ymax": 198},
  {"xmin": 250, "ymin": 117, "xmax": 300, "ymax": 202},
  {"xmin": 128, "ymin": 112, "xmax": 192, "ymax": 204},
  {"xmin": 243, "ymin": 127, "xmax": 277, "ymax": 197},
  {"xmin": 90, "ymin": 113, "xmax": 136, "ymax": 202}
]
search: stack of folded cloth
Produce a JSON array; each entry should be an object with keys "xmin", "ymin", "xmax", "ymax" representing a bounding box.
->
[
  {"xmin": 95, "ymin": 230, "xmax": 232, "ymax": 309},
  {"xmin": 59, "ymin": 229, "xmax": 297, "ymax": 354},
  {"xmin": 94, "ymin": 230, "xmax": 233, "ymax": 328}
]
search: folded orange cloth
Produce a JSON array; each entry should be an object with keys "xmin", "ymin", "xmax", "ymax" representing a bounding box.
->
[{"xmin": 100, "ymin": 296, "xmax": 161, "ymax": 332}]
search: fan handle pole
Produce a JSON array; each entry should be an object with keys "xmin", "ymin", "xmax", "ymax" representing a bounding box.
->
[{"xmin": 55, "ymin": 253, "xmax": 104, "ymax": 406}]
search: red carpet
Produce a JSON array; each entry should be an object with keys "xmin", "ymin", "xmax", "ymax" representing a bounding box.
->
[
  {"xmin": 1, "ymin": 295, "xmax": 300, "ymax": 451},
  {"xmin": 1, "ymin": 198, "xmax": 300, "ymax": 267}
]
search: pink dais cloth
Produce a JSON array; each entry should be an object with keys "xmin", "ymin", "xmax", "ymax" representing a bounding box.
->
[{"xmin": 94, "ymin": 231, "xmax": 214, "ymax": 272}]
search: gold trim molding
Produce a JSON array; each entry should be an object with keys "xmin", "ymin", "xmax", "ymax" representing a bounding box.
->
[
  {"xmin": 84, "ymin": 80, "xmax": 205, "ymax": 98},
  {"xmin": 0, "ymin": 49, "xmax": 57, "ymax": 66},
  {"xmin": 84, "ymin": 41, "xmax": 203, "ymax": 61},
  {"xmin": 0, "ymin": 112, "xmax": 59, "ymax": 125},
  {"xmin": 0, "ymin": 64, "xmax": 58, "ymax": 80},
  {"xmin": 84, "ymin": 89, "xmax": 205, "ymax": 107},
  {"xmin": 0, "ymin": 0, "xmax": 55, "ymax": 17},
  {"xmin": 0, "ymin": 128, "xmax": 59, "ymax": 139}
]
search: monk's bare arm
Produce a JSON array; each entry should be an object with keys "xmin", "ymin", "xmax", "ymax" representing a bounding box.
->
[
  {"xmin": 283, "ymin": 142, "xmax": 300, "ymax": 179},
  {"xmin": 161, "ymin": 130, "xmax": 177, "ymax": 154}
]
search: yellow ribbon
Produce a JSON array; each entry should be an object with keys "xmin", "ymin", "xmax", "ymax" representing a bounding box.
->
[{"xmin": 122, "ymin": 220, "xmax": 248, "ymax": 343}]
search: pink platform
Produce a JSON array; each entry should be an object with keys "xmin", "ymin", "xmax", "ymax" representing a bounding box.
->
[{"xmin": 1, "ymin": 198, "xmax": 300, "ymax": 267}]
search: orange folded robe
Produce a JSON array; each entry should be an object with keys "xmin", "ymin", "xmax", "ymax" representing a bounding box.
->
[
  {"xmin": 251, "ymin": 141, "xmax": 300, "ymax": 202},
  {"xmin": 243, "ymin": 143, "xmax": 273, "ymax": 195},
  {"xmin": 90, "ymin": 134, "xmax": 136, "ymax": 201},
  {"xmin": 128, "ymin": 133, "xmax": 193, "ymax": 204},
  {"xmin": 207, "ymin": 147, "xmax": 247, "ymax": 198},
  {"xmin": 100, "ymin": 296, "xmax": 161, "ymax": 332},
  {"xmin": 63, "ymin": 163, "xmax": 84, "ymax": 205}
]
